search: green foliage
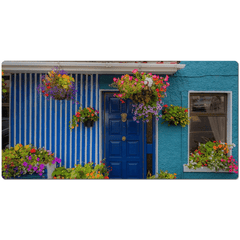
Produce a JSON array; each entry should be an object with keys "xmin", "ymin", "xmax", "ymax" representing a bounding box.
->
[
  {"xmin": 69, "ymin": 106, "xmax": 99, "ymax": 130},
  {"xmin": 52, "ymin": 159, "xmax": 111, "ymax": 179},
  {"xmin": 2, "ymin": 144, "xmax": 57, "ymax": 179},
  {"xmin": 147, "ymin": 170, "xmax": 177, "ymax": 179},
  {"xmin": 162, "ymin": 104, "xmax": 190, "ymax": 127},
  {"xmin": 186, "ymin": 141, "xmax": 238, "ymax": 173},
  {"xmin": 2, "ymin": 70, "xmax": 7, "ymax": 93}
]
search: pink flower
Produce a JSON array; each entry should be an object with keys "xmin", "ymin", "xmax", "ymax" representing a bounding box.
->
[
  {"xmin": 221, "ymin": 159, "xmax": 224, "ymax": 162},
  {"xmin": 142, "ymin": 85, "xmax": 145, "ymax": 88},
  {"xmin": 135, "ymin": 79, "xmax": 138, "ymax": 82},
  {"xmin": 234, "ymin": 166, "xmax": 238, "ymax": 170},
  {"xmin": 229, "ymin": 165, "xmax": 233, "ymax": 168},
  {"xmin": 141, "ymin": 72, "xmax": 144, "ymax": 75},
  {"xmin": 132, "ymin": 69, "xmax": 138, "ymax": 74},
  {"xmin": 118, "ymin": 94, "xmax": 122, "ymax": 97},
  {"xmin": 234, "ymin": 171, "xmax": 238, "ymax": 174},
  {"xmin": 129, "ymin": 76, "xmax": 133, "ymax": 81},
  {"xmin": 134, "ymin": 82, "xmax": 137, "ymax": 85},
  {"xmin": 229, "ymin": 169, "xmax": 233, "ymax": 172},
  {"xmin": 149, "ymin": 73, "xmax": 152, "ymax": 76},
  {"xmin": 164, "ymin": 75, "xmax": 169, "ymax": 82},
  {"xmin": 141, "ymin": 81, "xmax": 144, "ymax": 84},
  {"xmin": 132, "ymin": 85, "xmax": 134, "ymax": 87},
  {"xmin": 166, "ymin": 82, "xmax": 170, "ymax": 87},
  {"xmin": 153, "ymin": 75, "xmax": 157, "ymax": 78},
  {"xmin": 228, "ymin": 160, "xmax": 231, "ymax": 163},
  {"xmin": 121, "ymin": 81, "xmax": 124, "ymax": 84},
  {"xmin": 163, "ymin": 85, "xmax": 166, "ymax": 89},
  {"xmin": 113, "ymin": 77, "xmax": 118, "ymax": 82},
  {"xmin": 113, "ymin": 93, "xmax": 116, "ymax": 97}
]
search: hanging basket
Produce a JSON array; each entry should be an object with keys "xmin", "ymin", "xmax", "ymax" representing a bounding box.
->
[
  {"xmin": 84, "ymin": 120, "xmax": 95, "ymax": 127},
  {"xmin": 129, "ymin": 89, "xmax": 154, "ymax": 105}
]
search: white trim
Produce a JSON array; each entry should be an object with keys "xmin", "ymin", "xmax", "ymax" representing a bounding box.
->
[
  {"xmin": 80, "ymin": 74, "xmax": 83, "ymax": 165},
  {"xmin": 70, "ymin": 73, "xmax": 72, "ymax": 167},
  {"xmin": 19, "ymin": 73, "xmax": 21, "ymax": 143},
  {"xmin": 64, "ymin": 98, "xmax": 67, "ymax": 167},
  {"xmin": 2, "ymin": 61, "xmax": 185, "ymax": 75},
  {"xmin": 14, "ymin": 73, "xmax": 16, "ymax": 146},
  {"xmin": 39, "ymin": 74, "xmax": 42, "ymax": 147},
  {"xmin": 183, "ymin": 165, "xmax": 234, "ymax": 173},
  {"xmin": 185, "ymin": 91, "xmax": 233, "ymax": 172},
  {"xmin": 9, "ymin": 74, "xmax": 11, "ymax": 147},
  {"xmin": 90, "ymin": 74, "xmax": 93, "ymax": 163},
  {"xmin": 95, "ymin": 74, "xmax": 98, "ymax": 164},
  {"xmin": 34, "ymin": 74, "xmax": 37, "ymax": 146},
  {"xmin": 85, "ymin": 74, "xmax": 88, "ymax": 164},
  {"xmin": 74, "ymin": 74, "xmax": 77, "ymax": 167},
  {"xmin": 30, "ymin": 73, "xmax": 32, "ymax": 144}
]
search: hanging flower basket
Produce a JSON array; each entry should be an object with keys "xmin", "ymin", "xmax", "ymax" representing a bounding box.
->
[
  {"xmin": 37, "ymin": 67, "xmax": 77, "ymax": 101},
  {"xmin": 109, "ymin": 69, "xmax": 170, "ymax": 122},
  {"xmin": 84, "ymin": 119, "xmax": 95, "ymax": 127},
  {"xmin": 69, "ymin": 107, "xmax": 99, "ymax": 129},
  {"xmin": 161, "ymin": 105, "xmax": 190, "ymax": 127}
]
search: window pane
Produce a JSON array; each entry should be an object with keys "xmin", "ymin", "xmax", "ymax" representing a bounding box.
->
[
  {"xmin": 146, "ymin": 115, "xmax": 153, "ymax": 144},
  {"xmin": 190, "ymin": 116, "xmax": 226, "ymax": 153},
  {"xmin": 147, "ymin": 154, "xmax": 153, "ymax": 176},
  {"xmin": 190, "ymin": 95, "xmax": 226, "ymax": 113}
]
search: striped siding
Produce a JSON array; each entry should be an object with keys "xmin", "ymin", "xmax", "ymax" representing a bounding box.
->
[{"xmin": 10, "ymin": 73, "xmax": 101, "ymax": 167}]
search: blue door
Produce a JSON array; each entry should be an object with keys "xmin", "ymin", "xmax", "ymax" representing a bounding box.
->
[{"xmin": 103, "ymin": 93, "xmax": 144, "ymax": 179}]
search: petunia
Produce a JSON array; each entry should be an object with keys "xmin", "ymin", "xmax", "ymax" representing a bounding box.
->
[
  {"xmin": 37, "ymin": 157, "xmax": 40, "ymax": 162},
  {"xmin": 33, "ymin": 166, "xmax": 38, "ymax": 171},
  {"xmin": 132, "ymin": 69, "xmax": 138, "ymax": 74},
  {"xmin": 23, "ymin": 162, "xmax": 28, "ymax": 167},
  {"xmin": 28, "ymin": 156, "xmax": 32, "ymax": 161},
  {"xmin": 40, "ymin": 164, "xmax": 45, "ymax": 169}
]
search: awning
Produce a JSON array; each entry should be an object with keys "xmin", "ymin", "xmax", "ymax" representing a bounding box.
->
[{"xmin": 2, "ymin": 61, "xmax": 185, "ymax": 74}]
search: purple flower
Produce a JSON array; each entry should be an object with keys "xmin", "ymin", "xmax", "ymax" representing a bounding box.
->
[
  {"xmin": 40, "ymin": 164, "xmax": 45, "ymax": 170},
  {"xmin": 37, "ymin": 157, "xmax": 40, "ymax": 162},
  {"xmin": 28, "ymin": 156, "xmax": 32, "ymax": 161},
  {"xmin": 20, "ymin": 170, "xmax": 23, "ymax": 174},
  {"xmin": 27, "ymin": 165, "xmax": 32, "ymax": 171},
  {"xmin": 33, "ymin": 166, "xmax": 38, "ymax": 172},
  {"xmin": 39, "ymin": 172, "xmax": 43, "ymax": 176},
  {"xmin": 23, "ymin": 162, "xmax": 28, "ymax": 167}
]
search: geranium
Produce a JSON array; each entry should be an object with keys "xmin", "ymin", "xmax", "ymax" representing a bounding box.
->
[
  {"xmin": 109, "ymin": 69, "xmax": 170, "ymax": 122},
  {"xmin": 69, "ymin": 106, "xmax": 99, "ymax": 129},
  {"xmin": 186, "ymin": 141, "xmax": 238, "ymax": 173},
  {"xmin": 162, "ymin": 105, "xmax": 190, "ymax": 127},
  {"xmin": 37, "ymin": 67, "xmax": 77, "ymax": 101}
]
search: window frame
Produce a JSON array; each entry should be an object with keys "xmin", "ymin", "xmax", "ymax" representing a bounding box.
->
[{"xmin": 183, "ymin": 91, "xmax": 232, "ymax": 173}]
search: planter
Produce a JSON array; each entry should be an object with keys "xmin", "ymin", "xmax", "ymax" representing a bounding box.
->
[
  {"xmin": 84, "ymin": 120, "xmax": 95, "ymax": 127},
  {"xmin": 10, "ymin": 162, "xmax": 56, "ymax": 179}
]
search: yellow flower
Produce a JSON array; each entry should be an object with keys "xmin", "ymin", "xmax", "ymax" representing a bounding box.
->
[
  {"xmin": 86, "ymin": 173, "xmax": 90, "ymax": 177},
  {"xmin": 14, "ymin": 146, "xmax": 19, "ymax": 151},
  {"xmin": 72, "ymin": 168, "xmax": 74, "ymax": 170},
  {"xmin": 25, "ymin": 145, "xmax": 30, "ymax": 149},
  {"xmin": 174, "ymin": 173, "xmax": 177, "ymax": 175},
  {"xmin": 71, "ymin": 126, "xmax": 74, "ymax": 129}
]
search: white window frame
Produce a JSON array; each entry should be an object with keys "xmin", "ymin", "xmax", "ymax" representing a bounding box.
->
[{"xmin": 183, "ymin": 91, "xmax": 232, "ymax": 172}]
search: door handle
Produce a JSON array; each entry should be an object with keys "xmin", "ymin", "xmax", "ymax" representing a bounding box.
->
[
  {"xmin": 121, "ymin": 113, "xmax": 127, "ymax": 122},
  {"xmin": 122, "ymin": 136, "xmax": 126, "ymax": 141}
]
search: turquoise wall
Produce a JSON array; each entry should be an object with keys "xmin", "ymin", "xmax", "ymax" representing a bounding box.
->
[
  {"xmin": 158, "ymin": 61, "xmax": 238, "ymax": 179},
  {"xmin": 99, "ymin": 62, "xmax": 238, "ymax": 179}
]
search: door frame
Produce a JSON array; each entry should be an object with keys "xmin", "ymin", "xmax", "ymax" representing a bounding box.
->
[{"xmin": 99, "ymin": 89, "xmax": 158, "ymax": 178}]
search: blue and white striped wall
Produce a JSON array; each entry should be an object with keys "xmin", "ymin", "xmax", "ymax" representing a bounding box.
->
[{"xmin": 10, "ymin": 73, "xmax": 100, "ymax": 168}]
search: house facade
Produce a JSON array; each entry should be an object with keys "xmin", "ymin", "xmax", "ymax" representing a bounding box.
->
[{"xmin": 2, "ymin": 61, "xmax": 238, "ymax": 179}]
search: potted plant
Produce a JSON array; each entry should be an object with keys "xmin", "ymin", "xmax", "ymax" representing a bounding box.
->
[
  {"xmin": 109, "ymin": 69, "xmax": 170, "ymax": 122},
  {"xmin": 186, "ymin": 141, "xmax": 238, "ymax": 173},
  {"xmin": 37, "ymin": 67, "xmax": 77, "ymax": 101},
  {"xmin": 147, "ymin": 170, "xmax": 177, "ymax": 179},
  {"xmin": 2, "ymin": 70, "xmax": 7, "ymax": 93},
  {"xmin": 161, "ymin": 104, "xmax": 190, "ymax": 127},
  {"xmin": 69, "ymin": 107, "xmax": 99, "ymax": 129},
  {"xmin": 2, "ymin": 143, "xmax": 61, "ymax": 179},
  {"xmin": 52, "ymin": 159, "xmax": 112, "ymax": 179}
]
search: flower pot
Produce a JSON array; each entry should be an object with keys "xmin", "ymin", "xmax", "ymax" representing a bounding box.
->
[{"xmin": 84, "ymin": 120, "xmax": 95, "ymax": 127}]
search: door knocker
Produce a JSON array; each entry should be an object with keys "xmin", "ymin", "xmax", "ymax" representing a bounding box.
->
[{"xmin": 121, "ymin": 113, "xmax": 127, "ymax": 122}]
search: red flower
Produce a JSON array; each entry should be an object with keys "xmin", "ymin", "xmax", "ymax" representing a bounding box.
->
[
  {"xmin": 47, "ymin": 86, "xmax": 51, "ymax": 89},
  {"xmin": 42, "ymin": 90, "xmax": 45, "ymax": 93},
  {"xmin": 184, "ymin": 109, "xmax": 188, "ymax": 113},
  {"xmin": 104, "ymin": 176, "xmax": 109, "ymax": 179},
  {"xmin": 30, "ymin": 149, "xmax": 36, "ymax": 153},
  {"xmin": 4, "ymin": 165, "xmax": 7, "ymax": 169},
  {"xmin": 163, "ymin": 104, "xmax": 168, "ymax": 108},
  {"xmin": 45, "ymin": 94, "xmax": 49, "ymax": 97},
  {"xmin": 156, "ymin": 89, "xmax": 160, "ymax": 92}
]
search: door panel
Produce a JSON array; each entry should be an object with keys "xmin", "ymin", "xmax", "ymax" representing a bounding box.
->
[{"xmin": 104, "ymin": 93, "xmax": 144, "ymax": 179}]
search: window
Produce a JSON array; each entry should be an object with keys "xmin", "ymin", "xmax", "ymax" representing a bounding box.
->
[{"xmin": 189, "ymin": 93, "xmax": 228, "ymax": 153}]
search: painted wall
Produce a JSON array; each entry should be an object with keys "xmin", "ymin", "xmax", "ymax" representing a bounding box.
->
[
  {"xmin": 158, "ymin": 61, "xmax": 238, "ymax": 179},
  {"xmin": 10, "ymin": 73, "xmax": 101, "ymax": 168}
]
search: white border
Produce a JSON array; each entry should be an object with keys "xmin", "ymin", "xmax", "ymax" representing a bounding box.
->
[{"xmin": 184, "ymin": 90, "xmax": 232, "ymax": 172}]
